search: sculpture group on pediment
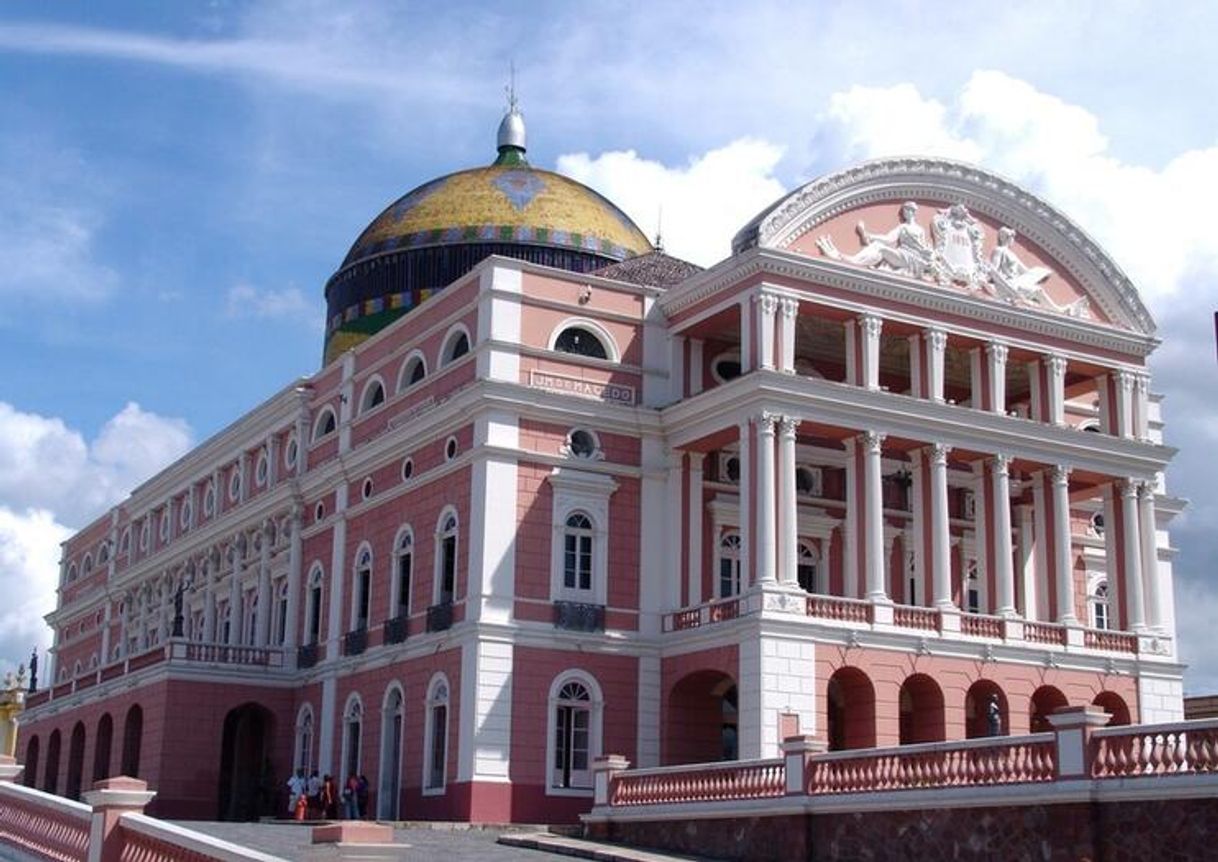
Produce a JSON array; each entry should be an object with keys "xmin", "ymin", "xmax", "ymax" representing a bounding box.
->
[{"xmin": 816, "ymin": 202, "xmax": 1092, "ymax": 319}]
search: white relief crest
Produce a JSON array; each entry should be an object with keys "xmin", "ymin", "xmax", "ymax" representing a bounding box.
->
[{"xmin": 931, "ymin": 204, "xmax": 986, "ymax": 287}]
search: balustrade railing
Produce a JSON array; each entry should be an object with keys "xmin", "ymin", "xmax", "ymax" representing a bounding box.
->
[
  {"xmin": 806, "ymin": 594, "xmax": 873, "ymax": 624},
  {"xmin": 342, "ymin": 628, "xmax": 368, "ymax": 657},
  {"xmin": 663, "ymin": 597, "xmax": 742, "ymax": 632},
  {"xmin": 611, "ymin": 759, "xmax": 785, "ymax": 806},
  {"xmin": 426, "ymin": 601, "xmax": 454, "ymax": 633},
  {"xmin": 177, "ymin": 642, "xmax": 283, "ymax": 667},
  {"xmin": 1092, "ymin": 720, "xmax": 1218, "ymax": 778},
  {"xmin": 808, "ymin": 734, "xmax": 1056, "ymax": 794},
  {"xmin": 296, "ymin": 643, "xmax": 320, "ymax": 670},
  {"xmin": 383, "ymin": 614, "xmax": 409, "ymax": 645},
  {"xmin": 960, "ymin": 613, "xmax": 1004, "ymax": 639},
  {"xmin": 1024, "ymin": 621, "xmax": 1068, "ymax": 646},
  {"xmin": 119, "ymin": 813, "xmax": 285, "ymax": 861},
  {"xmin": 892, "ymin": 604, "xmax": 939, "ymax": 631},
  {"xmin": 1083, "ymin": 628, "xmax": 1137, "ymax": 654},
  {"xmin": 0, "ymin": 780, "xmax": 91, "ymax": 862}
]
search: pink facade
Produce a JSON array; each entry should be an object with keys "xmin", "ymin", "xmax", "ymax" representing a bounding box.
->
[{"xmin": 17, "ymin": 154, "xmax": 1185, "ymax": 825}]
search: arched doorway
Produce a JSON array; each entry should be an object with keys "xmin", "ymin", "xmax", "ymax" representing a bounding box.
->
[
  {"xmin": 899, "ymin": 674, "xmax": 945, "ymax": 744},
  {"xmin": 121, "ymin": 705, "xmax": 143, "ymax": 777},
  {"xmin": 378, "ymin": 687, "xmax": 404, "ymax": 820},
  {"xmin": 826, "ymin": 667, "xmax": 876, "ymax": 751},
  {"xmin": 43, "ymin": 729, "xmax": 61, "ymax": 794},
  {"xmin": 92, "ymin": 714, "xmax": 113, "ymax": 784},
  {"xmin": 23, "ymin": 736, "xmax": 39, "ymax": 789},
  {"xmin": 665, "ymin": 671, "xmax": 737, "ymax": 765},
  {"xmin": 1092, "ymin": 692, "xmax": 1131, "ymax": 726},
  {"xmin": 1029, "ymin": 685, "xmax": 1068, "ymax": 733},
  {"xmin": 965, "ymin": 680, "xmax": 1009, "ymax": 738},
  {"xmin": 217, "ymin": 703, "xmax": 275, "ymax": 821},
  {"xmin": 65, "ymin": 722, "xmax": 86, "ymax": 799}
]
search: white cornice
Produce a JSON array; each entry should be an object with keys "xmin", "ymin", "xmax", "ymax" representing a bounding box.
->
[{"xmin": 662, "ymin": 249, "xmax": 1156, "ymax": 358}]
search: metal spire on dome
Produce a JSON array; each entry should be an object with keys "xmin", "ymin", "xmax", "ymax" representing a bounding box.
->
[{"xmin": 494, "ymin": 63, "xmax": 528, "ymax": 166}]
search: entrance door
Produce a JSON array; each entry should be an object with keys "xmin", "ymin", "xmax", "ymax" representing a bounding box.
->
[{"xmin": 217, "ymin": 704, "xmax": 274, "ymax": 821}]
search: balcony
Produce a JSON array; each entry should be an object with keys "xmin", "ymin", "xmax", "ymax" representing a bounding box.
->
[
  {"xmin": 297, "ymin": 643, "xmax": 319, "ymax": 669},
  {"xmin": 342, "ymin": 627, "xmax": 368, "ymax": 657},
  {"xmin": 426, "ymin": 601, "xmax": 454, "ymax": 633},
  {"xmin": 383, "ymin": 614, "xmax": 409, "ymax": 645},
  {"xmin": 553, "ymin": 600, "xmax": 606, "ymax": 633}
]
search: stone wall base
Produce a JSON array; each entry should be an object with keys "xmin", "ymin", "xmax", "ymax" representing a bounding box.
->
[{"xmin": 597, "ymin": 797, "xmax": 1218, "ymax": 862}]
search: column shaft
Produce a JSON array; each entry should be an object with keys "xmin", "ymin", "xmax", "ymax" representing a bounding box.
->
[
  {"xmin": 1051, "ymin": 466, "xmax": 1077, "ymax": 623},
  {"xmin": 778, "ymin": 418, "xmax": 800, "ymax": 585},
  {"xmin": 992, "ymin": 455, "xmax": 1016, "ymax": 615},
  {"xmin": 930, "ymin": 444, "xmax": 953, "ymax": 608},
  {"xmin": 1119, "ymin": 480, "xmax": 1146, "ymax": 631},
  {"xmin": 863, "ymin": 431, "xmax": 888, "ymax": 601},
  {"xmin": 1138, "ymin": 482, "xmax": 1162, "ymax": 629},
  {"xmin": 756, "ymin": 415, "xmax": 778, "ymax": 584}
]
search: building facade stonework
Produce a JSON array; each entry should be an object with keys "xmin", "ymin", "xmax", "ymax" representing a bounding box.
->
[{"xmin": 16, "ymin": 117, "xmax": 1184, "ymax": 823}]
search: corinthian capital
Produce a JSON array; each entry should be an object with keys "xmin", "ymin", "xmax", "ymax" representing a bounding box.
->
[
  {"xmin": 990, "ymin": 453, "xmax": 1012, "ymax": 475},
  {"xmin": 928, "ymin": 442, "xmax": 951, "ymax": 465},
  {"xmin": 779, "ymin": 297, "xmax": 799, "ymax": 319},
  {"xmin": 860, "ymin": 314, "xmax": 883, "ymax": 338},
  {"xmin": 754, "ymin": 292, "xmax": 779, "ymax": 316},
  {"xmin": 860, "ymin": 429, "xmax": 886, "ymax": 454},
  {"xmin": 926, "ymin": 328, "xmax": 948, "ymax": 351},
  {"xmin": 1046, "ymin": 354, "xmax": 1067, "ymax": 377},
  {"xmin": 778, "ymin": 415, "xmax": 801, "ymax": 438},
  {"xmin": 986, "ymin": 342, "xmax": 1009, "ymax": 364},
  {"xmin": 1050, "ymin": 464, "xmax": 1072, "ymax": 486}
]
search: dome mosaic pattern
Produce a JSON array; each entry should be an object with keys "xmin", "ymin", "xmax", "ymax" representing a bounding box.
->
[{"xmin": 342, "ymin": 165, "xmax": 653, "ymax": 269}]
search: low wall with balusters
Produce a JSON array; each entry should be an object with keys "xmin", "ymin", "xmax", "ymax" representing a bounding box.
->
[{"xmin": 585, "ymin": 709, "xmax": 1218, "ymax": 862}]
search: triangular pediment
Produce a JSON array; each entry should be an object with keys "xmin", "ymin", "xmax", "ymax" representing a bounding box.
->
[{"xmin": 732, "ymin": 158, "xmax": 1154, "ymax": 335}]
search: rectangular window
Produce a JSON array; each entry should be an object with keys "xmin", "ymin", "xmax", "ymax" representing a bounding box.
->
[
  {"xmin": 428, "ymin": 706, "xmax": 447, "ymax": 789},
  {"xmin": 356, "ymin": 571, "xmax": 370, "ymax": 630},
  {"xmin": 563, "ymin": 534, "xmax": 593, "ymax": 591},
  {"xmin": 440, "ymin": 538, "xmax": 456, "ymax": 604},
  {"xmin": 719, "ymin": 559, "xmax": 739, "ymax": 598},
  {"xmin": 397, "ymin": 555, "xmax": 411, "ymax": 617}
]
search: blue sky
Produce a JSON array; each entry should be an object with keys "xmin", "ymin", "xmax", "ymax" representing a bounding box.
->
[{"xmin": 1, "ymin": 1, "xmax": 1216, "ymax": 692}]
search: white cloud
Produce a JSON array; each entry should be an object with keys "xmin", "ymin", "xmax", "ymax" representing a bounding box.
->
[
  {"xmin": 0, "ymin": 201, "xmax": 117, "ymax": 303},
  {"xmin": 0, "ymin": 401, "xmax": 192, "ymax": 675},
  {"xmin": 0, "ymin": 402, "xmax": 192, "ymax": 530},
  {"xmin": 0, "ymin": 509, "xmax": 71, "ymax": 680},
  {"xmin": 226, "ymin": 282, "xmax": 321, "ymax": 328},
  {"xmin": 557, "ymin": 139, "xmax": 788, "ymax": 267}
]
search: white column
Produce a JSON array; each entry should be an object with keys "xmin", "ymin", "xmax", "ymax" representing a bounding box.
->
[
  {"xmin": 1051, "ymin": 466, "xmax": 1077, "ymax": 623},
  {"xmin": 862, "ymin": 430, "xmax": 888, "ymax": 602},
  {"xmin": 991, "ymin": 455, "xmax": 1016, "ymax": 616},
  {"xmin": 1118, "ymin": 480, "xmax": 1147, "ymax": 632},
  {"xmin": 202, "ymin": 554, "xmax": 217, "ymax": 642},
  {"xmin": 844, "ymin": 321, "xmax": 857, "ymax": 387},
  {"xmin": 1046, "ymin": 355, "xmax": 1067, "ymax": 426},
  {"xmin": 1101, "ymin": 486, "xmax": 1121, "ymax": 629},
  {"xmin": 255, "ymin": 523, "xmax": 272, "ymax": 646},
  {"xmin": 100, "ymin": 601, "xmax": 112, "ymax": 661},
  {"xmin": 669, "ymin": 335, "xmax": 686, "ymax": 402},
  {"xmin": 1113, "ymin": 370, "xmax": 1134, "ymax": 438},
  {"xmin": 778, "ymin": 416, "xmax": 800, "ymax": 585},
  {"xmin": 754, "ymin": 293, "xmax": 777, "ymax": 370},
  {"xmin": 284, "ymin": 508, "xmax": 302, "ymax": 650},
  {"xmin": 1017, "ymin": 504, "xmax": 1037, "ymax": 620},
  {"xmin": 755, "ymin": 414, "xmax": 778, "ymax": 585},
  {"xmin": 843, "ymin": 438, "xmax": 858, "ymax": 598},
  {"xmin": 326, "ymin": 491, "xmax": 348, "ymax": 660},
  {"xmin": 227, "ymin": 542, "xmax": 243, "ymax": 646},
  {"xmin": 908, "ymin": 334, "xmax": 923, "ymax": 399},
  {"xmin": 778, "ymin": 298, "xmax": 798, "ymax": 374},
  {"xmin": 1032, "ymin": 474, "xmax": 1050, "ymax": 620},
  {"xmin": 909, "ymin": 449, "xmax": 925, "ymax": 604},
  {"xmin": 1027, "ymin": 360, "xmax": 1044, "ymax": 422},
  {"xmin": 687, "ymin": 454, "xmax": 705, "ymax": 605},
  {"xmin": 986, "ymin": 343, "xmax": 1009, "ymax": 414},
  {"xmin": 860, "ymin": 315, "xmax": 883, "ymax": 390},
  {"xmin": 689, "ymin": 339, "xmax": 704, "ymax": 395},
  {"xmin": 926, "ymin": 328, "xmax": 947, "ymax": 402},
  {"xmin": 969, "ymin": 348, "xmax": 983, "ymax": 409},
  {"xmin": 738, "ymin": 421, "xmax": 751, "ymax": 589},
  {"xmin": 1132, "ymin": 373, "xmax": 1151, "ymax": 440},
  {"xmin": 929, "ymin": 443, "xmax": 954, "ymax": 609},
  {"xmin": 739, "ymin": 297, "xmax": 753, "ymax": 373},
  {"xmin": 1138, "ymin": 481, "xmax": 1163, "ymax": 630},
  {"xmin": 1097, "ymin": 374, "xmax": 1114, "ymax": 434}
]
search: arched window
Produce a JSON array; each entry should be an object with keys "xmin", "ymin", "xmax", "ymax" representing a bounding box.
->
[
  {"xmin": 393, "ymin": 530, "xmax": 413, "ymax": 619},
  {"xmin": 424, "ymin": 676, "xmax": 449, "ymax": 792},
  {"xmin": 562, "ymin": 513, "xmax": 594, "ymax": 593},
  {"xmin": 23, "ymin": 735, "xmax": 39, "ymax": 788},
  {"xmin": 439, "ymin": 326, "xmax": 470, "ymax": 367},
  {"xmin": 98, "ymin": 542, "xmax": 110, "ymax": 565},
  {"xmin": 797, "ymin": 541, "xmax": 820, "ymax": 593},
  {"xmin": 553, "ymin": 326, "xmax": 608, "ymax": 360},
  {"xmin": 359, "ymin": 377, "xmax": 386, "ymax": 414},
  {"xmin": 66, "ymin": 563, "xmax": 78, "ymax": 583},
  {"xmin": 305, "ymin": 565, "xmax": 324, "ymax": 645},
  {"xmin": 1091, "ymin": 581, "xmax": 1110, "ymax": 630},
  {"xmin": 294, "ymin": 705, "xmax": 314, "ymax": 774},
  {"xmin": 398, "ymin": 352, "xmax": 427, "ymax": 391},
  {"xmin": 312, "ymin": 407, "xmax": 338, "ymax": 441},
  {"xmin": 243, "ymin": 593, "xmax": 258, "ymax": 646},
  {"xmin": 119, "ymin": 528, "xmax": 131, "ymax": 556},
  {"xmin": 342, "ymin": 696, "xmax": 363, "ymax": 780},
  {"xmin": 548, "ymin": 675, "xmax": 603, "ymax": 793},
  {"xmin": 352, "ymin": 547, "xmax": 372, "ymax": 631},
  {"xmin": 82, "ymin": 554, "xmax": 94, "ymax": 579},
  {"xmin": 435, "ymin": 512, "xmax": 458, "ymax": 606},
  {"xmin": 92, "ymin": 714, "xmax": 113, "ymax": 783},
  {"xmin": 44, "ymin": 730, "xmax": 61, "ymax": 794},
  {"xmin": 718, "ymin": 532, "xmax": 742, "ymax": 598}
]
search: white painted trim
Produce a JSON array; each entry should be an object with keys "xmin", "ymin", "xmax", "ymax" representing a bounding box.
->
[
  {"xmin": 545, "ymin": 670, "xmax": 604, "ymax": 795},
  {"xmin": 546, "ymin": 316, "xmax": 622, "ymax": 364}
]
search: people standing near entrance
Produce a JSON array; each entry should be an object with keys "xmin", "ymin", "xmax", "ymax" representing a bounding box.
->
[
  {"xmin": 307, "ymin": 770, "xmax": 321, "ymax": 818},
  {"xmin": 321, "ymin": 774, "xmax": 337, "ymax": 820},
  {"xmin": 342, "ymin": 773, "xmax": 360, "ymax": 819},
  {"xmin": 286, "ymin": 769, "xmax": 306, "ymax": 818},
  {"xmin": 357, "ymin": 774, "xmax": 370, "ymax": 819}
]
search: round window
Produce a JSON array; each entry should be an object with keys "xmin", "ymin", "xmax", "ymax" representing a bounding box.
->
[
  {"xmin": 445, "ymin": 437, "xmax": 458, "ymax": 461},
  {"xmin": 401, "ymin": 458, "xmax": 414, "ymax": 481},
  {"xmin": 204, "ymin": 485, "xmax": 216, "ymax": 517},
  {"xmin": 362, "ymin": 478, "xmax": 374, "ymax": 500},
  {"xmin": 229, "ymin": 469, "xmax": 242, "ymax": 501},
  {"xmin": 285, "ymin": 437, "xmax": 299, "ymax": 469},
  {"xmin": 712, "ymin": 353, "xmax": 743, "ymax": 383},
  {"xmin": 180, "ymin": 501, "xmax": 192, "ymax": 529},
  {"xmin": 567, "ymin": 428, "xmax": 598, "ymax": 459},
  {"xmin": 256, "ymin": 453, "xmax": 269, "ymax": 487},
  {"xmin": 315, "ymin": 501, "xmax": 326, "ymax": 523}
]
